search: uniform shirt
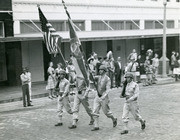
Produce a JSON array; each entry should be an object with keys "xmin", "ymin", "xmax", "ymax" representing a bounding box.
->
[
  {"xmin": 76, "ymin": 78, "xmax": 86, "ymax": 91},
  {"xmin": 125, "ymin": 81, "xmax": 139, "ymax": 102},
  {"xmin": 20, "ymin": 73, "xmax": 30, "ymax": 85},
  {"xmin": 96, "ymin": 74, "xmax": 111, "ymax": 96},
  {"xmin": 58, "ymin": 78, "xmax": 70, "ymax": 96}
]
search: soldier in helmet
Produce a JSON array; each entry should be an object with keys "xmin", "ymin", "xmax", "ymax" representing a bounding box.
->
[
  {"xmin": 120, "ymin": 72, "xmax": 146, "ymax": 135},
  {"xmin": 68, "ymin": 77, "xmax": 94, "ymax": 129},
  {"xmin": 54, "ymin": 69, "xmax": 73, "ymax": 126},
  {"xmin": 91, "ymin": 65, "xmax": 117, "ymax": 131}
]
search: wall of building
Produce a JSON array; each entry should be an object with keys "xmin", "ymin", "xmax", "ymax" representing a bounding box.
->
[
  {"xmin": 0, "ymin": 43, "xmax": 7, "ymax": 82},
  {"xmin": 21, "ymin": 40, "xmax": 44, "ymax": 82},
  {"xmin": 5, "ymin": 42, "xmax": 22, "ymax": 86}
]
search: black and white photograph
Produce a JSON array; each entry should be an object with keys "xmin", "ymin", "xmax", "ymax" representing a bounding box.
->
[{"xmin": 0, "ymin": 0, "xmax": 180, "ymax": 139}]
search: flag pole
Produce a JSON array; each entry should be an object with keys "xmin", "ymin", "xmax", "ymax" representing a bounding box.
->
[
  {"xmin": 57, "ymin": 42, "xmax": 68, "ymax": 67},
  {"xmin": 62, "ymin": 0, "xmax": 101, "ymax": 97}
]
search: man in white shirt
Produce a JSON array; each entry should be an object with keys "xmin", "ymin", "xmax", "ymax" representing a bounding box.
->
[
  {"xmin": 20, "ymin": 67, "xmax": 33, "ymax": 107},
  {"xmin": 25, "ymin": 67, "xmax": 32, "ymax": 102}
]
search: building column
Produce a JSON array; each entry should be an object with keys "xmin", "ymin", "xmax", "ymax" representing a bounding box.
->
[
  {"xmin": 174, "ymin": 19, "xmax": 178, "ymax": 29},
  {"xmin": 14, "ymin": 20, "xmax": 20, "ymax": 34},
  {"xmin": 85, "ymin": 20, "xmax": 91, "ymax": 31},
  {"xmin": 140, "ymin": 20, "xmax": 145, "ymax": 30}
]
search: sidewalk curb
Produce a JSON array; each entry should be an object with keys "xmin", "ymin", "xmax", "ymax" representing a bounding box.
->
[
  {"xmin": 0, "ymin": 92, "xmax": 49, "ymax": 104},
  {"xmin": 0, "ymin": 77, "xmax": 177, "ymax": 104}
]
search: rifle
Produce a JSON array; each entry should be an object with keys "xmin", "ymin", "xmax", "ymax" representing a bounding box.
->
[{"xmin": 120, "ymin": 79, "xmax": 127, "ymax": 98}]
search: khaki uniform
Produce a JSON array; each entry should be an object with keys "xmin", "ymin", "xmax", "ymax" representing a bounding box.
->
[
  {"xmin": 122, "ymin": 81, "xmax": 144, "ymax": 129},
  {"xmin": 93, "ymin": 74, "xmax": 116, "ymax": 128},
  {"xmin": 72, "ymin": 78, "xmax": 93, "ymax": 125},
  {"xmin": 57, "ymin": 78, "xmax": 72, "ymax": 123}
]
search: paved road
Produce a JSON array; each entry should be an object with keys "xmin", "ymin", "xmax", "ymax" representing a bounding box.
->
[{"xmin": 0, "ymin": 83, "xmax": 180, "ymax": 140}]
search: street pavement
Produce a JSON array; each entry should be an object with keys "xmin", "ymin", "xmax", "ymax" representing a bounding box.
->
[{"xmin": 0, "ymin": 82, "xmax": 180, "ymax": 140}]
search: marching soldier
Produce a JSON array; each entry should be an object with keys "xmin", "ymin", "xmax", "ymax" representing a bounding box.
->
[
  {"xmin": 54, "ymin": 70, "xmax": 73, "ymax": 126},
  {"xmin": 120, "ymin": 72, "xmax": 146, "ymax": 134},
  {"xmin": 68, "ymin": 78, "xmax": 94, "ymax": 129},
  {"xmin": 91, "ymin": 65, "xmax": 117, "ymax": 131}
]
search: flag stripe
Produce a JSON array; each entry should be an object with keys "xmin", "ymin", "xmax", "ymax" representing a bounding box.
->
[{"xmin": 38, "ymin": 7, "xmax": 61, "ymax": 54}]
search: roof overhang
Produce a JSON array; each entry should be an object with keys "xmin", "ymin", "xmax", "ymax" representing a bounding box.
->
[{"xmin": 0, "ymin": 29, "xmax": 179, "ymax": 42}]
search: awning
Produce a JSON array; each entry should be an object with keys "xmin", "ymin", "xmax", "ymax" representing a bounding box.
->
[{"xmin": 0, "ymin": 29, "xmax": 179, "ymax": 42}]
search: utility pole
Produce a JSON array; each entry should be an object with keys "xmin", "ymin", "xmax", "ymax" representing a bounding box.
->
[{"xmin": 162, "ymin": 0, "xmax": 167, "ymax": 77}]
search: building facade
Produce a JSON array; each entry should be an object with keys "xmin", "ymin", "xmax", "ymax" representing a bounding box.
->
[{"xmin": 0, "ymin": 0, "xmax": 180, "ymax": 86}]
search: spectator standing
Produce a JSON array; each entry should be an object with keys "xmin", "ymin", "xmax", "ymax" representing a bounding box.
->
[
  {"xmin": 46, "ymin": 62, "xmax": 56, "ymax": 99},
  {"xmin": 114, "ymin": 57, "xmax": 122, "ymax": 88},
  {"xmin": 128, "ymin": 49, "xmax": 138, "ymax": 61},
  {"xmin": 146, "ymin": 49, "xmax": 153, "ymax": 64},
  {"xmin": 173, "ymin": 52, "xmax": 180, "ymax": 81},
  {"xmin": 152, "ymin": 53, "xmax": 159, "ymax": 83},
  {"xmin": 171, "ymin": 51, "xmax": 177, "ymax": 75},
  {"xmin": 20, "ymin": 67, "xmax": 33, "ymax": 107},
  {"xmin": 56, "ymin": 63, "xmax": 63, "ymax": 74},
  {"xmin": 144, "ymin": 56, "xmax": 153, "ymax": 86},
  {"xmin": 25, "ymin": 67, "xmax": 32, "ymax": 102},
  {"xmin": 137, "ymin": 55, "xmax": 146, "ymax": 84}
]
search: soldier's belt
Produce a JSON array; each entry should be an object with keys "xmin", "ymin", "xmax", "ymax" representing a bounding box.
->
[
  {"xmin": 58, "ymin": 92, "xmax": 64, "ymax": 96},
  {"xmin": 78, "ymin": 91, "xmax": 82, "ymax": 94}
]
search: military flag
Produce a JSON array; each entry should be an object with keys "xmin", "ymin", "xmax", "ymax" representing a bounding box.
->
[{"xmin": 62, "ymin": 0, "xmax": 89, "ymax": 86}]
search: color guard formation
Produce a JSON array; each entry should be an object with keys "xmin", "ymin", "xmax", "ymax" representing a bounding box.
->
[{"xmin": 39, "ymin": 49, "xmax": 150, "ymax": 134}]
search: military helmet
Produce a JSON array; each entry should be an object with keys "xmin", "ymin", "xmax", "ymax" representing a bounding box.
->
[
  {"xmin": 99, "ymin": 65, "xmax": 107, "ymax": 72},
  {"xmin": 59, "ymin": 69, "xmax": 66, "ymax": 75},
  {"xmin": 125, "ymin": 73, "xmax": 133, "ymax": 78}
]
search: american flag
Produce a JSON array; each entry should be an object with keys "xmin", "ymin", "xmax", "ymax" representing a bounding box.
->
[{"xmin": 38, "ymin": 6, "xmax": 61, "ymax": 55}]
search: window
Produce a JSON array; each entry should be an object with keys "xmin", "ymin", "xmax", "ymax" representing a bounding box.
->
[
  {"xmin": 155, "ymin": 20, "xmax": 163, "ymax": 29},
  {"xmin": 20, "ymin": 21, "xmax": 85, "ymax": 33},
  {"xmin": 0, "ymin": 22, "xmax": 4, "ymax": 37},
  {"xmin": 125, "ymin": 21, "xmax": 139, "ymax": 30},
  {"xmin": 20, "ymin": 21, "xmax": 41, "ymax": 33},
  {"xmin": 109, "ymin": 21, "xmax": 124, "ymax": 30},
  {"xmin": 66, "ymin": 21, "xmax": 85, "ymax": 31},
  {"xmin": 92, "ymin": 21, "xmax": 109, "ymax": 31},
  {"xmin": 145, "ymin": 20, "xmax": 174, "ymax": 29},
  {"xmin": 167, "ymin": 20, "xmax": 174, "ymax": 28},
  {"xmin": 92, "ymin": 20, "xmax": 140, "ymax": 31}
]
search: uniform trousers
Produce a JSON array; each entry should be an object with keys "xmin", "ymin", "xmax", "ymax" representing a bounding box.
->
[
  {"xmin": 57, "ymin": 95, "xmax": 72, "ymax": 123},
  {"xmin": 72, "ymin": 92, "xmax": 93, "ymax": 125},
  {"xmin": 122, "ymin": 101, "xmax": 142, "ymax": 123},
  {"xmin": 93, "ymin": 95, "xmax": 115, "ymax": 127}
]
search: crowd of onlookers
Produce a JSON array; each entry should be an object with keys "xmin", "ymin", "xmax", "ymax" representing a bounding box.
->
[
  {"xmin": 20, "ymin": 48, "xmax": 180, "ymax": 105},
  {"xmin": 44, "ymin": 48, "xmax": 162, "ymax": 99}
]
